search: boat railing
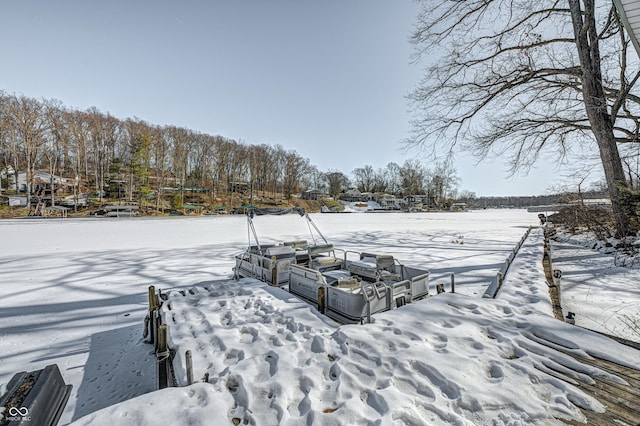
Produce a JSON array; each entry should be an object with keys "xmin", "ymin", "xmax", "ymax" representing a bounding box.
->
[
  {"xmin": 389, "ymin": 280, "xmax": 412, "ymax": 308},
  {"xmin": 395, "ymin": 260, "xmax": 408, "ymax": 280},
  {"xmin": 362, "ymin": 280, "xmax": 387, "ymax": 301},
  {"xmin": 404, "ymin": 269, "xmax": 430, "ymax": 301},
  {"xmin": 290, "ymin": 264, "xmax": 327, "ymax": 282}
]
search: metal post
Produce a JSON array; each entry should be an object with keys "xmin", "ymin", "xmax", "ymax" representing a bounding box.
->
[{"xmin": 450, "ymin": 274, "xmax": 455, "ymax": 293}]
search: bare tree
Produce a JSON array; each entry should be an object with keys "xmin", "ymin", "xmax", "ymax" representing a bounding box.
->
[
  {"xmin": 150, "ymin": 126, "xmax": 170, "ymax": 211},
  {"xmin": 325, "ymin": 170, "xmax": 351, "ymax": 198},
  {"xmin": 42, "ymin": 99, "xmax": 70, "ymax": 206},
  {"xmin": 247, "ymin": 144, "xmax": 274, "ymax": 196},
  {"xmin": 425, "ymin": 161, "xmax": 460, "ymax": 207},
  {"xmin": 0, "ymin": 91, "xmax": 14, "ymax": 194},
  {"xmin": 66, "ymin": 109, "xmax": 89, "ymax": 199},
  {"xmin": 408, "ymin": 0, "xmax": 638, "ymax": 235},
  {"xmin": 384, "ymin": 162, "xmax": 402, "ymax": 195},
  {"xmin": 352, "ymin": 165, "xmax": 377, "ymax": 193},
  {"xmin": 400, "ymin": 159, "xmax": 425, "ymax": 195},
  {"xmin": 371, "ymin": 167, "xmax": 389, "ymax": 193},
  {"xmin": 5, "ymin": 94, "xmax": 48, "ymax": 206},
  {"xmin": 167, "ymin": 126, "xmax": 192, "ymax": 206},
  {"xmin": 282, "ymin": 150, "xmax": 311, "ymax": 200},
  {"xmin": 306, "ymin": 166, "xmax": 327, "ymax": 193},
  {"xmin": 85, "ymin": 107, "xmax": 120, "ymax": 204}
]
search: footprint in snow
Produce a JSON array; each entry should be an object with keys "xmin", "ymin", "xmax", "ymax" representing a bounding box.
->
[
  {"xmin": 487, "ymin": 362, "xmax": 504, "ymax": 383},
  {"xmin": 394, "ymin": 376, "xmax": 436, "ymax": 401},
  {"xmin": 411, "ymin": 360, "xmax": 460, "ymax": 400},
  {"xmin": 265, "ymin": 351, "xmax": 279, "ymax": 377},
  {"xmin": 239, "ymin": 326, "xmax": 258, "ymax": 344},
  {"xmin": 220, "ymin": 311, "xmax": 233, "ymax": 327},
  {"xmin": 224, "ymin": 348, "xmax": 245, "ymax": 366},
  {"xmin": 360, "ymin": 390, "xmax": 389, "ymax": 416},
  {"xmin": 328, "ymin": 363, "xmax": 341, "ymax": 381},
  {"xmin": 310, "ymin": 335, "xmax": 325, "ymax": 353},
  {"xmin": 269, "ymin": 335, "xmax": 283, "ymax": 347},
  {"xmin": 429, "ymin": 333, "xmax": 448, "ymax": 350}
]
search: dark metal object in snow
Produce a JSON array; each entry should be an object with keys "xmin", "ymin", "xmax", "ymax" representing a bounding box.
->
[{"xmin": 0, "ymin": 364, "xmax": 72, "ymax": 426}]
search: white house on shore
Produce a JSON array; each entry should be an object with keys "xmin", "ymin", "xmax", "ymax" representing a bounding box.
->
[{"xmin": 16, "ymin": 171, "xmax": 74, "ymax": 193}]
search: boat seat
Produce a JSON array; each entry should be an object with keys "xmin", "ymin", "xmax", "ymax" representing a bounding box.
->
[
  {"xmin": 310, "ymin": 255, "xmax": 343, "ymax": 271},
  {"xmin": 347, "ymin": 260, "xmax": 379, "ymax": 280},
  {"xmin": 347, "ymin": 254, "xmax": 401, "ymax": 281},
  {"xmin": 308, "ymin": 244, "xmax": 335, "ymax": 256},
  {"xmin": 249, "ymin": 244, "xmax": 275, "ymax": 254},
  {"xmin": 308, "ymin": 244, "xmax": 342, "ymax": 271},
  {"xmin": 323, "ymin": 269, "xmax": 350, "ymax": 283},
  {"xmin": 360, "ymin": 253, "xmax": 395, "ymax": 271},
  {"xmin": 264, "ymin": 246, "xmax": 296, "ymax": 259},
  {"xmin": 323, "ymin": 270, "xmax": 360, "ymax": 291},
  {"xmin": 283, "ymin": 240, "xmax": 308, "ymax": 249}
]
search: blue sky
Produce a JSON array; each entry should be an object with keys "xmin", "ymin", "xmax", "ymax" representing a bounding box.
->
[{"xmin": 1, "ymin": 1, "xmax": 571, "ymax": 196}]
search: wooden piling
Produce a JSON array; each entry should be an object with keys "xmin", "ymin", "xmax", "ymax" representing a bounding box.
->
[
  {"xmin": 318, "ymin": 287, "xmax": 326, "ymax": 313},
  {"xmin": 148, "ymin": 285, "xmax": 157, "ymax": 312},
  {"xmin": 146, "ymin": 286, "xmax": 157, "ymax": 343},
  {"xmin": 271, "ymin": 262, "xmax": 278, "ymax": 286},
  {"xmin": 157, "ymin": 324, "xmax": 170, "ymax": 389},
  {"xmin": 186, "ymin": 350, "xmax": 194, "ymax": 385}
]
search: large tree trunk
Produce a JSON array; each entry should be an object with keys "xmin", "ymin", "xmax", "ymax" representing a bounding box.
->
[{"xmin": 569, "ymin": 0, "xmax": 631, "ymax": 236}]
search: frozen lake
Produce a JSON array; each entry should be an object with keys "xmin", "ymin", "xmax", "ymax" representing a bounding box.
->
[{"xmin": 4, "ymin": 209, "xmax": 638, "ymax": 425}]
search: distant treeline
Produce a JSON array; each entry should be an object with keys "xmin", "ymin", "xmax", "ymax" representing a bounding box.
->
[
  {"xmin": 468, "ymin": 191, "xmax": 609, "ymax": 209},
  {"xmin": 1, "ymin": 91, "xmax": 490, "ymax": 208}
]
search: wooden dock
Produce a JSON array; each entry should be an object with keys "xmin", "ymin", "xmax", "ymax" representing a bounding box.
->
[
  {"xmin": 542, "ymin": 228, "xmax": 640, "ymax": 425},
  {"xmin": 554, "ymin": 350, "xmax": 640, "ymax": 425}
]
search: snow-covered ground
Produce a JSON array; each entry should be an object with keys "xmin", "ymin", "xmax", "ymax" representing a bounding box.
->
[
  {"xmin": 550, "ymin": 233, "xmax": 640, "ymax": 343},
  {"xmin": 0, "ymin": 210, "xmax": 638, "ymax": 425}
]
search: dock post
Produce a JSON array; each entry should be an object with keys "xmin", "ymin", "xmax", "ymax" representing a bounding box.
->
[
  {"xmin": 271, "ymin": 262, "xmax": 278, "ymax": 286},
  {"xmin": 146, "ymin": 286, "xmax": 156, "ymax": 344},
  {"xmin": 552, "ymin": 269, "xmax": 562, "ymax": 303},
  {"xmin": 157, "ymin": 324, "xmax": 170, "ymax": 389},
  {"xmin": 186, "ymin": 350, "xmax": 194, "ymax": 385},
  {"xmin": 152, "ymin": 309, "xmax": 162, "ymax": 352},
  {"xmin": 148, "ymin": 285, "xmax": 157, "ymax": 311},
  {"xmin": 318, "ymin": 287, "xmax": 326, "ymax": 314}
]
